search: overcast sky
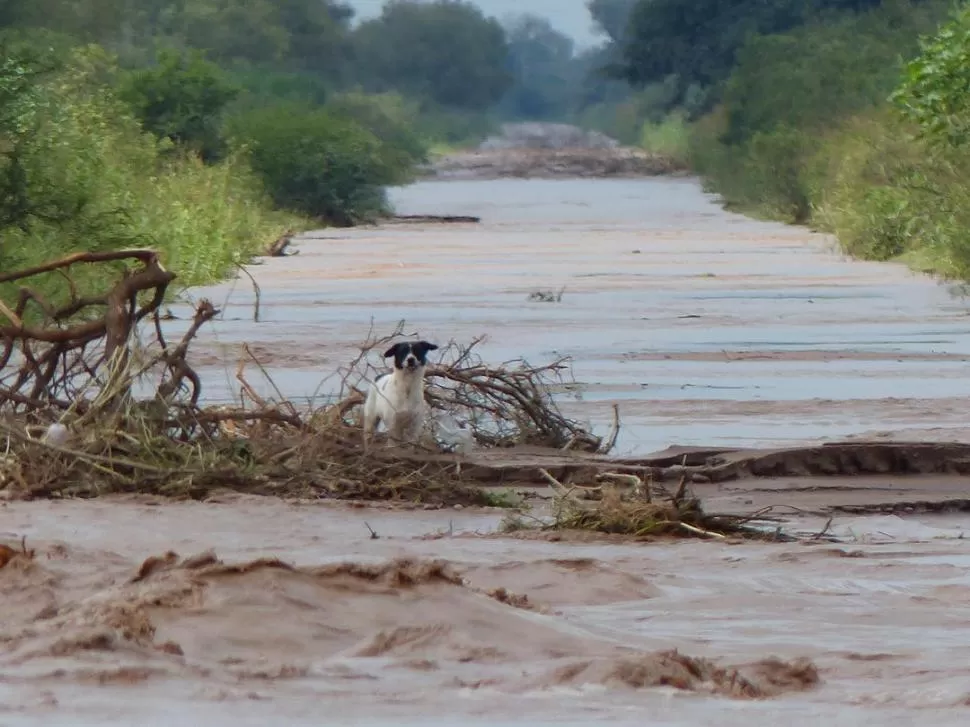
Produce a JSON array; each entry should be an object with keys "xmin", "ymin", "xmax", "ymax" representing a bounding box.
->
[{"xmin": 345, "ymin": 0, "xmax": 605, "ymax": 49}]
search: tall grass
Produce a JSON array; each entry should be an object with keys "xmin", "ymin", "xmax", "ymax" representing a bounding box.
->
[
  {"xmin": 639, "ymin": 112, "xmax": 690, "ymax": 167},
  {"xmin": 130, "ymin": 153, "xmax": 302, "ymax": 286}
]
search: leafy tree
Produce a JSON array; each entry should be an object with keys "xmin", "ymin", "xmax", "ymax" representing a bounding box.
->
[
  {"xmin": 892, "ymin": 4, "xmax": 970, "ymax": 147},
  {"xmin": 2, "ymin": 0, "xmax": 356, "ymax": 78},
  {"xmin": 117, "ymin": 48, "xmax": 239, "ymax": 161},
  {"xmin": 722, "ymin": 0, "xmax": 951, "ymax": 143},
  {"xmin": 587, "ymin": 0, "xmax": 638, "ymax": 42},
  {"xmin": 274, "ymin": 0, "xmax": 354, "ymax": 76},
  {"xmin": 325, "ymin": 90, "xmax": 428, "ymax": 182},
  {"xmin": 351, "ymin": 0, "xmax": 512, "ymax": 111},
  {"xmin": 175, "ymin": 0, "xmax": 292, "ymax": 66},
  {"xmin": 0, "ymin": 33, "xmax": 75, "ymax": 232},
  {"xmin": 613, "ymin": 0, "xmax": 888, "ymax": 112},
  {"xmin": 499, "ymin": 14, "xmax": 581, "ymax": 119},
  {"xmin": 227, "ymin": 105, "xmax": 399, "ymax": 225}
]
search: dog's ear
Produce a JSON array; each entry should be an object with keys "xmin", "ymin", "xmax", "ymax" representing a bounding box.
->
[
  {"xmin": 415, "ymin": 341, "xmax": 439, "ymax": 354},
  {"xmin": 382, "ymin": 343, "xmax": 403, "ymax": 359}
]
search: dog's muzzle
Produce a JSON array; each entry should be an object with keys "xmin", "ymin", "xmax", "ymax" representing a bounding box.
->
[{"xmin": 405, "ymin": 358, "xmax": 418, "ymax": 370}]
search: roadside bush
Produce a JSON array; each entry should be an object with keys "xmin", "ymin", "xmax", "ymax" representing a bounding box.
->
[
  {"xmin": 324, "ymin": 90, "xmax": 428, "ymax": 184},
  {"xmin": 639, "ymin": 111, "xmax": 689, "ymax": 166},
  {"xmin": 226, "ymin": 104, "xmax": 396, "ymax": 225},
  {"xmin": 0, "ymin": 44, "xmax": 302, "ymax": 309},
  {"xmin": 811, "ymin": 113, "xmax": 925, "ymax": 260},
  {"xmin": 815, "ymin": 111, "xmax": 970, "ymax": 280},
  {"xmin": 117, "ymin": 48, "xmax": 240, "ymax": 162},
  {"xmin": 688, "ymin": 109, "xmax": 820, "ymax": 222}
]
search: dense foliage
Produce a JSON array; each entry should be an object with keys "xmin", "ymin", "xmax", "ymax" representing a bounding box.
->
[
  {"xmin": 0, "ymin": 41, "xmax": 300, "ymax": 303},
  {"xmin": 352, "ymin": 0, "xmax": 512, "ymax": 112},
  {"xmin": 117, "ymin": 48, "xmax": 240, "ymax": 161},
  {"xmin": 12, "ymin": 0, "xmax": 970, "ymax": 289},
  {"xmin": 227, "ymin": 104, "xmax": 407, "ymax": 226},
  {"xmin": 891, "ymin": 4, "xmax": 970, "ymax": 148}
]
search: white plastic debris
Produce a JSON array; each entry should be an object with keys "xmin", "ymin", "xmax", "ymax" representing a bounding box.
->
[
  {"xmin": 41, "ymin": 422, "xmax": 70, "ymax": 447},
  {"xmin": 435, "ymin": 413, "xmax": 476, "ymax": 454}
]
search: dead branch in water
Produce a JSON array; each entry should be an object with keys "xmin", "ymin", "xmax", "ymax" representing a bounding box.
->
[
  {"xmin": 322, "ymin": 331, "xmax": 603, "ymax": 452},
  {"xmin": 0, "ymin": 255, "xmax": 606, "ymax": 505},
  {"xmin": 266, "ymin": 229, "xmax": 295, "ymax": 257},
  {"xmin": 0, "ymin": 249, "xmax": 177, "ymax": 413},
  {"xmin": 503, "ymin": 468, "xmax": 786, "ymax": 541},
  {"xmin": 389, "ymin": 214, "xmax": 481, "ymax": 224}
]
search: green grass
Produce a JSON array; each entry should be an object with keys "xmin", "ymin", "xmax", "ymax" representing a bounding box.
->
[
  {"xmin": 639, "ymin": 112, "xmax": 690, "ymax": 166},
  {"xmin": 130, "ymin": 152, "xmax": 305, "ymax": 288}
]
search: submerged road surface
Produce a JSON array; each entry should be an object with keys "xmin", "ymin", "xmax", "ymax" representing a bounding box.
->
[{"xmin": 179, "ymin": 176, "xmax": 970, "ymax": 454}]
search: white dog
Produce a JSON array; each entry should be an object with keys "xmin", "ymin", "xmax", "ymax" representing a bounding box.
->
[{"xmin": 362, "ymin": 340, "xmax": 439, "ymax": 447}]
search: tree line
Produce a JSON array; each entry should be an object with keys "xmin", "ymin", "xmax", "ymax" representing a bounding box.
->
[
  {"xmin": 0, "ymin": 0, "xmax": 644, "ymax": 302},
  {"xmin": 0, "ymin": 0, "xmax": 636, "ymax": 123},
  {"xmin": 598, "ymin": 0, "xmax": 970, "ymax": 282}
]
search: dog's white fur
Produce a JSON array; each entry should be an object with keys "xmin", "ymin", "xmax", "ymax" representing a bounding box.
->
[{"xmin": 362, "ymin": 341, "xmax": 437, "ymax": 447}]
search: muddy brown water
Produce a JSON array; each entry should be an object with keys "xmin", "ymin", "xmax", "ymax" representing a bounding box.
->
[
  {"xmin": 173, "ymin": 176, "xmax": 970, "ymax": 455},
  {"xmin": 5, "ymin": 177, "xmax": 970, "ymax": 725}
]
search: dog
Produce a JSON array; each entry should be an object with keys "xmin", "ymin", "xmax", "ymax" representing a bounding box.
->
[{"xmin": 362, "ymin": 340, "xmax": 439, "ymax": 447}]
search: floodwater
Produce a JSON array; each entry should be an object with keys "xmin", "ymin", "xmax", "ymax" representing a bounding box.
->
[
  {"xmin": 5, "ymin": 177, "xmax": 970, "ymax": 726},
  {"xmin": 177, "ymin": 176, "xmax": 970, "ymax": 454}
]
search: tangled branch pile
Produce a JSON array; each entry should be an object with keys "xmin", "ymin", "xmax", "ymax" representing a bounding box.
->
[
  {"xmin": 502, "ymin": 469, "xmax": 786, "ymax": 541},
  {"xmin": 0, "ymin": 250, "xmax": 605, "ymax": 504}
]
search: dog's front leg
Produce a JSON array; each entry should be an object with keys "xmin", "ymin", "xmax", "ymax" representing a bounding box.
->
[
  {"xmin": 362, "ymin": 412, "xmax": 379, "ymax": 453},
  {"xmin": 384, "ymin": 417, "xmax": 407, "ymax": 448},
  {"xmin": 402, "ymin": 418, "xmax": 425, "ymax": 447}
]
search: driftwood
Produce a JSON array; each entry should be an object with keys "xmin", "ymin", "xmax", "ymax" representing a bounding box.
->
[
  {"xmin": 324, "ymin": 327, "xmax": 604, "ymax": 453},
  {"xmin": 0, "ymin": 249, "xmax": 180, "ymax": 412},
  {"xmin": 266, "ymin": 230, "xmax": 295, "ymax": 257},
  {"xmin": 389, "ymin": 214, "xmax": 481, "ymax": 224},
  {"xmin": 0, "ymin": 257, "xmax": 606, "ymax": 503}
]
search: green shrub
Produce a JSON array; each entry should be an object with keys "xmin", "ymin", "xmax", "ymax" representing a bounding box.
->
[
  {"xmin": 688, "ymin": 108, "xmax": 819, "ymax": 222},
  {"xmin": 226, "ymin": 104, "xmax": 395, "ymax": 225},
  {"xmin": 816, "ymin": 117, "xmax": 970, "ymax": 280},
  {"xmin": 227, "ymin": 67, "xmax": 330, "ymax": 108},
  {"xmin": 0, "ymin": 44, "xmax": 303, "ymax": 311},
  {"xmin": 324, "ymin": 90, "xmax": 428, "ymax": 184},
  {"xmin": 892, "ymin": 4, "xmax": 970, "ymax": 148},
  {"xmin": 417, "ymin": 104, "xmax": 497, "ymax": 147},
  {"xmin": 810, "ymin": 114, "xmax": 923, "ymax": 259},
  {"xmin": 742, "ymin": 124, "xmax": 820, "ymax": 223},
  {"xmin": 117, "ymin": 48, "xmax": 240, "ymax": 162},
  {"xmin": 639, "ymin": 111, "xmax": 689, "ymax": 166}
]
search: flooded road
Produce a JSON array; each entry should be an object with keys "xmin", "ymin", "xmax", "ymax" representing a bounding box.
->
[
  {"xmin": 5, "ymin": 177, "xmax": 970, "ymax": 726},
  {"xmin": 179, "ymin": 176, "xmax": 970, "ymax": 454}
]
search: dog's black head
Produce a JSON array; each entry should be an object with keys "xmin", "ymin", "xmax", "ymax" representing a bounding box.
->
[{"xmin": 383, "ymin": 340, "xmax": 439, "ymax": 373}]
